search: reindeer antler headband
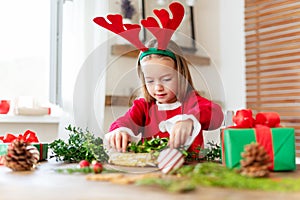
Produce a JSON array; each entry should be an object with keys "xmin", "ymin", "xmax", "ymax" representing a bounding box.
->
[{"xmin": 93, "ymin": 2, "xmax": 184, "ymax": 60}]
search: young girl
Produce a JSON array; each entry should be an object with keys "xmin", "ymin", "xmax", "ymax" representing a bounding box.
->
[{"xmin": 105, "ymin": 39, "xmax": 224, "ymax": 154}]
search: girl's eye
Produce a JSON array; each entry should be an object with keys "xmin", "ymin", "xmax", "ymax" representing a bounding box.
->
[
  {"xmin": 162, "ymin": 78, "xmax": 171, "ymax": 82},
  {"xmin": 146, "ymin": 80, "xmax": 154, "ymax": 84}
]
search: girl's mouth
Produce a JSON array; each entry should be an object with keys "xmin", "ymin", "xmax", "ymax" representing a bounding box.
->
[{"xmin": 156, "ymin": 94, "xmax": 166, "ymax": 98}]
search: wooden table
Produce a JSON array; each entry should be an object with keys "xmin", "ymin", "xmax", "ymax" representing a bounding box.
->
[{"xmin": 1, "ymin": 159, "xmax": 300, "ymax": 200}]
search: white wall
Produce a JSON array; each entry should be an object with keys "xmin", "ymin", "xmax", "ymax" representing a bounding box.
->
[
  {"xmin": 220, "ymin": 0, "xmax": 246, "ymax": 111},
  {"xmin": 197, "ymin": 0, "xmax": 245, "ymax": 145},
  {"xmin": 196, "ymin": 0, "xmax": 245, "ymax": 112}
]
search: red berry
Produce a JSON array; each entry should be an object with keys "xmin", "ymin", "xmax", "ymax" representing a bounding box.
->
[
  {"xmin": 92, "ymin": 161, "xmax": 103, "ymax": 174},
  {"xmin": 79, "ymin": 160, "xmax": 90, "ymax": 168}
]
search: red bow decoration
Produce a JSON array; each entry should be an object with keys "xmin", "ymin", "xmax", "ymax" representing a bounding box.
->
[
  {"xmin": 232, "ymin": 109, "xmax": 281, "ymax": 128},
  {"xmin": 0, "ymin": 130, "xmax": 39, "ymax": 143},
  {"xmin": 93, "ymin": 2, "xmax": 184, "ymax": 51}
]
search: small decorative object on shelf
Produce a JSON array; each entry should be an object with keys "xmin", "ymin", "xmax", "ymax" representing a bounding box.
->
[
  {"xmin": 117, "ymin": 0, "xmax": 136, "ymax": 44},
  {"xmin": 0, "ymin": 100, "xmax": 10, "ymax": 114},
  {"xmin": 121, "ymin": 0, "xmax": 135, "ymax": 20},
  {"xmin": 186, "ymin": 0, "xmax": 196, "ymax": 6},
  {"xmin": 4, "ymin": 139, "xmax": 40, "ymax": 171},
  {"xmin": 240, "ymin": 142, "xmax": 271, "ymax": 178}
]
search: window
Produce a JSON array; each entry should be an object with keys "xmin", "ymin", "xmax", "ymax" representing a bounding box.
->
[
  {"xmin": 0, "ymin": 0, "xmax": 50, "ymax": 100},
  {"xmin": 245, "ymin": 0, "xmax": 300, "ymax": 157}
]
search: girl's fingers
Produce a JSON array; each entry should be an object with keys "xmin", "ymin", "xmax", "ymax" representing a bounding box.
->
[
  {"xmin": 180, "ymin": 132, "xmax": 188, "ymax": 147},
  {"xmin": 170, "ymin": 129, "xmax": 181, "ymax": 149},
  {"xmin": 109, "ymin": 134, "xmax": 116, "ymax": 150},
  {"xmin": 121, "ymin": 132, "xmax": 129, "ymax": 152},
  {"xmin": 173, "ymin": 131, "xmax": 181, "ymax": 148},
  {"xmin": 171, "ymin": 129, "xmax": 190, "ymax": 149},
  {"xmin": 109, "ymin": 132, "xmax": 130, "ymax": 152},
  {"xmin": 115, "ymin": 133, "xmax": 122, "ymax": 152},
  {"xmin": 168, "ymin": 132, "xmax": 175, "ymax": 149}
]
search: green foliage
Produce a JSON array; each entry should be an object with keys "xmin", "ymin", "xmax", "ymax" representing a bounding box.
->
[
  {"xmin": 127, "ymin": 137, "xmax": 169, "ymax": 154},
  {"xmin": 137, "ymin": 162, "xmax": 300, "ymax": 193},
  {"xmin": 199, "ymin": 141, "xmax": 221, "ymax": 161},
  {"xmin": 49, "ymin": 125, "xmax": 108, "ymax": 163},
  {"xmin": 183, "ymin": 141, "xmax": 221, "ymax": 163}
]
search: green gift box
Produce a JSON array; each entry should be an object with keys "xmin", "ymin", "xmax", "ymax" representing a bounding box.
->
[
  {"xmin": 221, "ymin": 127, "xmax": 296, "ymax": 171},
  {"xmin": 0, "ymin": 143, "xmax": 48, "ymax": 161}
]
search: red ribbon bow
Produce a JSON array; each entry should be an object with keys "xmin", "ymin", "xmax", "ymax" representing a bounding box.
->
[
  {"xmin": 232, "ymin": 109, "xmax": 281, "ymax": 128},
  {"xmin": 0, "ymin": 130, "xmax": 39, "ymax": 143}
]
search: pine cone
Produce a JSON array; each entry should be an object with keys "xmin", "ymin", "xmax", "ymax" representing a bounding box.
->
[
  {"xmin": 239, "ymin": 142, "xmax": 271, "ymax": 178},
  {"xmin": 4, "ymin": 139, "xmax": 40, "ymax": 171}
]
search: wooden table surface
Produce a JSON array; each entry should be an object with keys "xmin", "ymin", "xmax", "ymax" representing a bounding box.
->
[{"xmin": 1, "ymin": 159, "xmax": 300, "ymax": 200}]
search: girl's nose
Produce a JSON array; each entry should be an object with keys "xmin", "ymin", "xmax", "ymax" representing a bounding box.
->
[{"xmin": 154, "ymin": 82, "xmax": 164, "ymax": 91}]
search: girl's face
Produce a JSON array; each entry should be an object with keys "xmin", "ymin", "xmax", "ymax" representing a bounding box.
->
[{"xmin": 140, "ymin": 55, "xmax": 178, "ymax": 104}]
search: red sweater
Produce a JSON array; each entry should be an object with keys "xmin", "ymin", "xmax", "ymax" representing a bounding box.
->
[{"xmin": 109, "ymin": 91, "xmax": 224, "ymax": 152}]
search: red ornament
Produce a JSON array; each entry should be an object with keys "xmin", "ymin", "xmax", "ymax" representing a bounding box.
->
[
  {"xmin": 92, "ymin": 161, "xmax": 103, "ymax": 174},
  {"xmin": 79, "ymin": 160, "xmax": 90, "ymax": 168},
  {"xmin": 0, "ymin": 100, "xmax": 10, "ymax": 114}
]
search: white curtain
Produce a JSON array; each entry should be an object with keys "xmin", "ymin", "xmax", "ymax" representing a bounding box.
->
[{"xmin": 59, "ymin": 0, "xmax": 109, "ymax": 138}]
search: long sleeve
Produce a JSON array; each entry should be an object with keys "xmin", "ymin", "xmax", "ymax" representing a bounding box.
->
[
  {"xmin": 180, "ymin": 91, "xmax": 223, "ymax": 152},
  {"xmin": 109, "ymin": 98, "xmax": 148, "ymax": 135},
  {"xmin": 183, "ymin": 91, "xmax": 224, "ymax": 131}
]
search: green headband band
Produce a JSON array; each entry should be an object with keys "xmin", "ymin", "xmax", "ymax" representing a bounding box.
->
[{"xmin": 139, "ymin": 48, "xmax": 176, "ymax": 61}]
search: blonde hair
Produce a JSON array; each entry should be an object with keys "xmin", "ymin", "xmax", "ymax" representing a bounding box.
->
[{"xmin": 137, "ymin": 39, "xmax": 196, "ymax": 102}]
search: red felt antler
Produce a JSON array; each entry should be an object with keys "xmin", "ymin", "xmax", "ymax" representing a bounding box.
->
[
  {"xmin": 93, "ymin": 14, "xmax": 147, "ymax": 51},
  {"xmin": 93, "ymin": 2, "xmax": 185, "ymax": 51},
  {"xmin": 141, "ymin": 2, "xmax": 184, "ymax": 50}
]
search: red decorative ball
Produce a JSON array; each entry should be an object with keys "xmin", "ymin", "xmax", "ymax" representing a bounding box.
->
[
  {"xmin": 79, "ymin": 160, "xmax": 90, "ymax": 168},
  {"xmin": 92, "ymin": 161, "xmax": 103, "ymax": 174}
]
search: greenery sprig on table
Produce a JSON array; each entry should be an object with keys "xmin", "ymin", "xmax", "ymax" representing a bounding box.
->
[
  {"xmin": 136, "ymin": 162, "xmax": 300, "ymax": 193},
  {"xmin": 55, "ymin": 166, "xmax": 118, "ymax": 174},
  {"xmin": 49, "ymin": 125, "xmax": 109, "ymax": 163}
]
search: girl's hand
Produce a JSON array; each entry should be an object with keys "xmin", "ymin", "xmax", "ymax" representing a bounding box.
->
[
  {"xmin": 109, "ymin": 131, "xmax": 130, "ymax": 153},
  {"xmin": 169, "ymin": 119, "xmax": 193, "ymax": 149}
]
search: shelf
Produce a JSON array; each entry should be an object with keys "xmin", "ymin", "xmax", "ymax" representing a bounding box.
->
[
  {"xmin": 111, "ymin": 44, "xmax": 210, "ymax": 66},
  {"xmin": 105, "ymin": 95, "xmax": 132, "ymax": 107},
  {"xmin": 0, "ymin": 115, "xmax": 60, "ymax": 124}
]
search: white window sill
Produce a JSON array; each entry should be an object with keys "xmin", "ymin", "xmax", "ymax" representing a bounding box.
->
[{"xmin": 0, "ymin": 114, "xmax": 60, "ymax": 124}]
